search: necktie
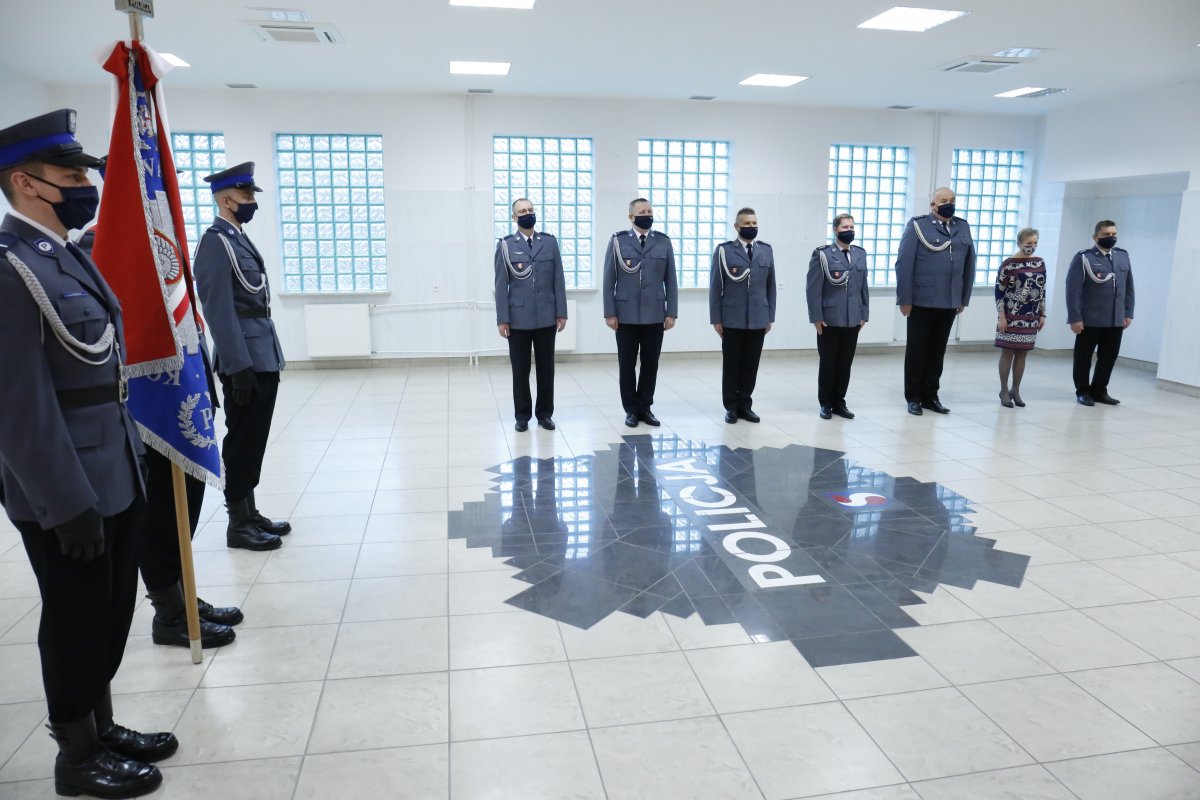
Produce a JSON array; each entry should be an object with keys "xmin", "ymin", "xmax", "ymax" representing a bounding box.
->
[
  {"xmin": 639, "ymin": 234, "xmax": 646, "ymax": 248},
  {"xmin": 746, "ymin": 243, "xmax": 753, "ymax": 261}
]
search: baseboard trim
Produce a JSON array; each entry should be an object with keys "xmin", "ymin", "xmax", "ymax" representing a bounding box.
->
[{"xmin": 1158, "ymin": 378, "xmax": 1200, "ymax": 398}]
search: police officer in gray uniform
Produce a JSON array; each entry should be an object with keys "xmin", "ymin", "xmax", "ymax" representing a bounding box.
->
[
  {"xmin": 603, "ymin": 198, "xmax": 678, "ymax": 427},
  {"xmin": 0, "ymin": 109, "xmax": 173, "ymax": 798},
  {"xmin": 807, "ymin": 213, "xmax": 870, "ymax": 420},
  {"xmin": 495, "ymin": 197, "xmax": 567, "ymax": 431},
  {"xmin": 709, "ymin": 207, "xmax": 776, "ymax": 424},
  {"xmin": 1066, "ymin": 219, "xmax": 1134, "ymax": 406},
  {"xmin": 896, "ymin": 186, "xmax": 976, "ymax": 415},
  {"xmin": 194, "ymin": 162, "xmax": 290, "ymax": 551}
]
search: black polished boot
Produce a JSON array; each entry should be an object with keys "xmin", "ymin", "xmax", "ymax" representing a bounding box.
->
[
  {"xmin": 198, "ymin": 597, "xmax": 244, "ymax": 626},
  {"xmin": 94, "ymin": 685, "xmax": 179, "ymax": 764},
  {"xmin": 248, "ymin": 489, "xmax": 291, "ymax": 536},
  {"xmin": 148, "ymin": 583, "xmax": 236, "ymax": 649},
  {"xmin": 226, "ymin": 496, "xmax": 282, "ymax": 551},
  {"xmin": 49, "ymin": 714, "xmax": 161, "ymax": 799}
]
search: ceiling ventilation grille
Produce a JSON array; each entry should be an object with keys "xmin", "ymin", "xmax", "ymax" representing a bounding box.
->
[
  {"xmin": 938, "ymin": 57, "xmax": 1019, "ymax": 74},
  {"xmin": 689, "ymin": 95, "xmax": 716, "ymax": 101},
  {"xmin": 467, "ymin": 88, "xmax": 494, "ymax": 94},
  {"xmin": 246, "ymin": 22, "xmax": 344, "ymax": 43},
  {"xmin": 888, "ymin": 104, "xmax": 915, "ymax": 110},
  {"xmin": 1017, "ymin": 88, "xmax": 1071, "ymax": 98}
]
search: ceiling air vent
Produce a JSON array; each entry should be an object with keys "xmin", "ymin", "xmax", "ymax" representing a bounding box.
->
[
  {"xmin": 689, "ymin": 95, "xmax": 716, "ymax": 101},
  {"xmin": 889, "ymin": 104, "xmax": 915, "ymax": 110},
  {"xmin": 246, "ymin": 21, "xmax": 344, "ymax": 43},
  {"xmin": 938, "ymin": 57, "xmax": 1019, "ymax": 74},
  {"xmin": 1017, "ymin": 88, "xmax": 1071, "ymax": 98},
  {"xmin": 226, "ymin": 83, "xmax": 258, "ymax": 89},
  {"xmin": 467, "ymin": 88, "xmax": 494, "ymax": 94}
]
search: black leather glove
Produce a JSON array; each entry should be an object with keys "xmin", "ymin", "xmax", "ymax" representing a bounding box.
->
[
  {"xmin": 231, "ymin": 368, "xmax": 257, "ymax": 407},
  {"xmin": 54, "ymin": 507, "xmax": 105, "ymax": 563}
]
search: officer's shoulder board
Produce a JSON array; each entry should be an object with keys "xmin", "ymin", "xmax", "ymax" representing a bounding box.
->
[
  {"xmin": 850, "ymin": 243, "xmax": 865, "ymax": 251},
  {"xmin": 1077, "ymin": 248, "xmax": 1094, "ymax": 256},
  {"xmin": 756, "ymin": 240, "xmax": 772, "ymax": 249},
  {"xmin": 0, "ymin": 231, "xmax": 16, "ymax": 253},
  {"xmin": 613, "ymin": 229, "xmax": 628, "ymax": 237},
  {"xmin": 538, "ymin": 231, "xmax": 557, "ymax": 240}
]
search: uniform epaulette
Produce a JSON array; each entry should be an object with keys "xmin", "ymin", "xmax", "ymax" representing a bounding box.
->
[
  {"xmin": 614, "ymin": 230, "xmax": 628, "ymax": 237},
  {"xmin": 756, "ymin": 240, "xmax": 771, "ymax": 248},
  {"xmin": 0, "ymin": 232, "xmax": 16, "ymax": 252},
  {"xmin": 539, "ymin": 231, "xmax": 557, "ymax": 239}
]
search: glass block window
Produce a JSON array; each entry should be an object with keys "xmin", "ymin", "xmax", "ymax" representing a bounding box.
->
[
  {"xmin": 951, "ymin": 148, "xmax": 1025, "ymax": 285},
  {"xmin": 275, "ymin": 133, "xmax": 388, "ymax": 293},
  {"xmin": 638, "ymin": 139, "xmax": 730, "ymax": 289},
  {"xmin": 171, "ymin": 132, "xmax": 226, "ymax": 255},
  {"xmin": 493, "ymin": 136, "xmax": 594, "ymax": 289},
  {"xmin": 827, "ymin": 144, "xmax": 911, "ymax": 286}
]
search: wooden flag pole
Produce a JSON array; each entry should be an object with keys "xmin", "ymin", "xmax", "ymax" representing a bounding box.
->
[
  {"xmin": 170, "ymin": 464, "xmax": 204, "ymax": 664},
  {"xmin": 116, "ymin": 0, "xmax": 203, "ymax": 664}
]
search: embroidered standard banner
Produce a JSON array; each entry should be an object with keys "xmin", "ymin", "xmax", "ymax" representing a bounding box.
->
[{"xmin": 91, "ymin": 41, "xmax": 221, "ymax": 488}]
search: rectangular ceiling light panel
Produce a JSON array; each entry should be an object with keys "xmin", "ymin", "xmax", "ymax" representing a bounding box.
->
[
  {"xmin": 450, "ymin": 60, "xmax": 511, "ymax": 75},
  {"xmin": 859, "ymin": 6, "xmax": 969, "ymax": 32}
]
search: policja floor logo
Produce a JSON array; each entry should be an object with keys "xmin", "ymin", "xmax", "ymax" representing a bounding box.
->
[{"xmin": 448, "ymin": 434, "xmax": 1030, "ymax": 667}]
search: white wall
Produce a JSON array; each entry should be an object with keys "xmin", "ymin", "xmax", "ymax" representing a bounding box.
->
[
  {"xmin": 0, "ymin": 68, "xmax": 52, "ymax": 216},
  {"xmin": 1037, "ymin": 80, "xmax": 1200, "ymax": 388},
  {"xmin": 41, "ymin": 82, "xmax": 1043, "ymax": 361}
]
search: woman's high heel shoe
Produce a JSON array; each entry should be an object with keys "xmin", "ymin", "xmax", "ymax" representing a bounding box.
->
[
  {"xmin": 1011, "ymin": 391, "xmax": 1025, "ymax": 408},
  {"xmin": 999, "ymin": 391, "xmax": 1014, "ymax": 408}
]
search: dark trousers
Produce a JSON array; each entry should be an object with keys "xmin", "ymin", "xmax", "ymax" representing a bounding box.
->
[
  {"xmin": 1073, "ymin": 326, "xmax": 1123, "ymax": 396},
  {"xmin": 219, "ymin": 371, "xmax": 280, "ymax": 502},
  {"xmin": 508, "ymin": 325, "xmax": 556, "ymax": 422},
  {"xmin": 138, "ymin": 446, "xmax": 206, "ymax": 593},
  {"xmin": 721, "ymin": 327, "xmax": 766, "ymax": 412},
  {"xmin": 616, "ymin": 323, "xmax": 665, "ymax": 414},
  {"xmin": 817, "ymin": 325, "xmax": 861, "ymax": 408},
  {"xmin": 904, "ymin": 306, "xmax": 958, "ymax": 403},
  {"xmin": 15, "ymin": 500, "xmax": 144, "ymax": 723}
]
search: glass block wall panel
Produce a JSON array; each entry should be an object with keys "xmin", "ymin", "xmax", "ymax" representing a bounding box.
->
[
  {"xmin": 827, "ymin": 144, "xmax": 911, "ymax": 286},
  {"xmin": 951, "ymin": 148, "xmax": 1026, "ymax": 285},
  {"xmin": 637, "ymin": 138, "xmax": 731, "ymax": 289},
  {"xmin": 171, "ymin": 132, "xmax": 226, "ymax": 255},
  {"xmin": 276, "ymin": 133, "xmax": 388, "ymax": 293},
  {"xmin": 493, "ymin": 136, "xmax": 594, "ymax": 289}
]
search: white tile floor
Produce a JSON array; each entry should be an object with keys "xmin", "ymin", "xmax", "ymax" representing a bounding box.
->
[{"xmin": 2, "ymin": 349, "xmax": 1200, "ymax": 799}]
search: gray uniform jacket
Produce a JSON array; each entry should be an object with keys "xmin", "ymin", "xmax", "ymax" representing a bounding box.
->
[
  {"xmin": 193, "ymin": 219, "xmax": 285, "ymax": 376},
  {"xmin": 1065, "ymin": 246, "xmax": 1135, "ymax": 327},
  {"xmin": 806, "ymin": 244, "xmax": 870, "ymax": 326},
  {"xmin": 895, "ymin": 215, "xmax": 976, "ymax": 309},
  {"xmin": 494, "ymin": 231, "xmax": 568, "ymax": 329},
  {"xmin": 602, "ymin": 229, "xmax": 679, "ymax": 324},
  {"xmin": 708, "ymin": 240, "xmax": 777, "ymax": 330},
  {"xmin": 0, "ymin": 214, "xmax": 144, "ymax": 529}
]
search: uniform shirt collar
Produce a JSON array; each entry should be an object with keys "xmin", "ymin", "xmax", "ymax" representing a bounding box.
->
[{"xmin": 9, "ymin": 209, "xmax": 66, "ymax": 247}]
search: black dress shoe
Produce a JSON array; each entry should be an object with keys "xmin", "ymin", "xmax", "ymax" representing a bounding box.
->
[
  {"xmin": 248, "ymin": 491, "xmax": 291, "ymax": 536},
  {"xmin": 907, "ymin": 402, "xmax": 923, "ymax": 416},
  {"xmin": 99, "ymin": 723, "xmax": 179, "ymax": 764},
  {"xmin": 921, "ymin": 400, "xmax": 951, "ymax": 414},
  {"xmin": 1076, "ymin": 394, "xmax": 1096, "ymax": 406},
  {"xmin": 147, "ymin": 585, "xmax": 237, "ymax": 648},
  {"xmin": 833, "ymin": 405, "xmax": 855, "ymax": 420},
  {"xmin": 725, "ymin": 410, "xmax": 738, "ymax": 424},
  {"xmin": 226, "ymin": 498, "xmax": 282, "ymax": 551},
  {"xmin": 819, "ymin": 406, "xmax": 833, "ymax": 420},
  {"xmin": 538, "ymin": 418, "xmax": 557, "ymax": 430},
  {"xmin": 624, "ymin": 412, "xmax": 639, "ymax": 428},
  {"xmin": 737, "ymin": 409, "xmax": 761, "ymax": 423},
  {"xmin": 640, "ymin": 411, "xmax": 661, "ymax": 426},
  {"xmin": 514, "ymin": 420, "xmax": 529, "ymax": 432},
  {"xmin": 1094, "ymin": 393, "xmax": 1120, "ymax": 405},
  {"xmin": 50, "ymin": 716, "xmax": 162, "ymax": 799},
  {"xmin": 198, "ymin": 598, "xmax": 244, "ymax": 626}
]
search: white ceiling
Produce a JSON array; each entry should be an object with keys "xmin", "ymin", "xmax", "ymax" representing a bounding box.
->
[{"xmin": 2, "ymin": 0, "xmax": 1198, "ymax": 114}]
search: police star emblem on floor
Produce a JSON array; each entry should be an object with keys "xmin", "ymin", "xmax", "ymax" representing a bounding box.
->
[{"xmin": 448, "ymin": 434, "xmax": 1030, "ymax": 667}]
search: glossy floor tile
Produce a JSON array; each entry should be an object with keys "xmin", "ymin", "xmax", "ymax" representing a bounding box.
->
[{"xmin": 2, "ymin": 352, "xmax": 1200, "ymax": 798}]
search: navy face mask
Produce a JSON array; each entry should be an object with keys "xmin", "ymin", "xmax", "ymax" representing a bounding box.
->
[
  {"xmin": 233, "ymin": 201, "xmax": 258, "ymax": 224},
  {"xmin": 30, "ymin": 175, "xmax": 99, "ymax": 231},
  {"xmin": 836, "ymin": 230, "xmax": 855, "ymax": 245},
  {"xmin": 633, "ymin": 215, "xmax": 654, "ymax": 231},
  {"xmin": 738, "ymin": 226, "xmax": 758, "ymax": 242},
  {"xmin": 1097, "ymin": 235, "xmax": 1117, "ymax": 250},
  {"xmin": 936, "ymin": 202, "xmax": 956, "ymax": 219},
  {"xmin": 516, "ymin": 213, "xmax": 536, "ymax": 230}
]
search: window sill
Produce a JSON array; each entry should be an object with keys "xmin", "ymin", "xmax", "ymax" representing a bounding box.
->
[{"xmin": 277, "ymin": 290, "xmax": 393, "ymax": 299}]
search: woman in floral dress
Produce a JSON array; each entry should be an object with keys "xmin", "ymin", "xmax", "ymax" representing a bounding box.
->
[{"xmin": 995, "ymin": 228, "xmax": 1047, "ymax": 407}]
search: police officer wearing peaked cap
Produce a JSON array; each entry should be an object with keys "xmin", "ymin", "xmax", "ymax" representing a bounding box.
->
[
  {"xmin": 495, "ymin": 197, "xmax": 567, "ymax": 432},
  {"xmin": 193, "ymin": 162, "xmax": 291, "ymax": 551},
  {"xmin": 709, "ymin": 207, "xmax": 776, "ymax": 424},
  {"xmin": 807, "ymin": 213, "xmax": 870, "ymax": 420},
  {"xmin": 0, "ymin": 109, "xmax": 173, "ymax": 798},
  {"xmin": 603, "ymin": 198, "xmax": 679, "ymax": 428}
]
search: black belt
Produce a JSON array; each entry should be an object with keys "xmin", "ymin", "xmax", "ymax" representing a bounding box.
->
[
  {"xmin": 237, "ymin": 307, "xmax": 271, "ymax": 319},
  {"xmin": 57, "ymin": 383, "xmax": 125, "ymax": 409}
]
